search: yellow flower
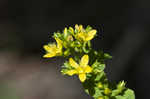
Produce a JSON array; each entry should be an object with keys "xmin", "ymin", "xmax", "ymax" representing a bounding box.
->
[
  {"xmin": 63, "ymin": 27, "xmax": 74, "ymax": 41},
  {"xmin": 65, "ymin": 55, "xmax": 92, "ymax": 82},
  {"xmin": 76, "ymin": 30, "xmax": 97, "ymax": 42},
  {"xmin": 43, "ymin": 38, "xmax": 62, "ymax": 58},
  {"xmin": 75, "ymin": 24, "xmax": 97, "ymax": 42},
  {"xmin": 75, "ymin": 24, "xmax": 83, "ymax": 32}
]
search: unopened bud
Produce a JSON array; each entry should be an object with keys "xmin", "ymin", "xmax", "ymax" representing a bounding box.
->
[
  {"xmin": 98, "ymin": 96, "xmax": 104, "ymax": 99},
  {"xmin": 64, "ymin": 50, "xmax": 70, "ymax": 56},
  {"xmin": 97, "ymin": 82, "xmax": 103, "ymax": 89},
  {"xmin": 104, "ymin": 88, "xmax": 111, "ymax": 95},
  {"xmin": 117, "ymin": 81, "xmax": 126, "ymax": 91},
  {"xmin": 67, "ymin": 35, "xmax": 73, "ymax": 41}
]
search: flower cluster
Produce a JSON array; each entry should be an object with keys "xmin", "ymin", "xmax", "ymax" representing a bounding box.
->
[
  {"xmin": 43, "ymin": 25, "xmax": 135, "ymax": 99},
  {"xmin": 43, "ymin": 25, "xmax": 97, "ymax": 58}
]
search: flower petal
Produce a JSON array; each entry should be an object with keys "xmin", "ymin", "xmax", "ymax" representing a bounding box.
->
[
  {"xmin": 76, "ymin": 32, "xmax": 85, "ymax": 41},
  {"xmin": 79, "ymin": 73, "xmax": 86, "ymax": 82},
  {"xmin": 64, "ymin": 28, "xmax": 67, "ymax": 34},
  {"xmin": 69, "ymin": 27, "xmax": 74, "ymax": 34},
  {"xmin": 85, "ymin": 65, "xmax": 92, "ymax": 73},
  {"xmin": 66, "ymin": 70, "xmax": 77, "ymax": 76},
  {"xmin": 43, "ymin": 44, "xmax": 56, "ymax": 52},
  {"xmin": 85, "ymin": 30, "xmax": 97, "ymax": 41},
  {"xmin": 79, "ymin": 25, "xmax": 83, "ymax": 32},
  {"xmin": 76, "ymin": 67, "xmax": 84, "ymax": 74},
  {"xmin": 55, "ymin": 38, "xmax": 62, "ymax": 50},
  {"xmin": 75, "ymin": 24, "xmax": 79, "ymax": 30},
  {"xmin": 43, "ymin": 53, "xmax": 56, "ymax": 58},
  {"xmin": 80, "ymin": 55, "xmax": 89, "ymax": 68},
  {"xmin": 69, "ymin": 58, "xmax": 79, "ymax": 68},
  {"xmin": 43, "ymin": 45, "xmax": 51, "ymax": 52}
]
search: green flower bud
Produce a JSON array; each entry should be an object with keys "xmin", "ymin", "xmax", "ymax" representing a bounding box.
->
[
  {"xmin": 98, "ymin": 96, "xmax": 104, "ymax": 99},
  {"xmin": 117, "ymin": 81, "xmax": 126, "ymax": 92},
  {"xmin": 97, "ymin": 82, "xmax": 103, "ymax": 89},
  {"xmin": 75, "ymin": 47, "xmax": 80, "ymax": 52},
  {"xmin": 104, "ymin": 88, "xmax": 111, "ymax": 95},
  {"xmin": 63, "ymin": 28, "xmax": 68, "ymax": 38},
  {"xmin": 104, "ymin": 53, "xmax": 112, "ymax": 59},
  {"xmin": 63, "ymin": 41, "xmax": 68, "ymax": 48},
  {"xmin": 64, "ymin": 49, "xmax": 70, "ymax": 56},
  {"xmin": 69, "ymin": 27, "xmax": 74, "ymax": 35}
]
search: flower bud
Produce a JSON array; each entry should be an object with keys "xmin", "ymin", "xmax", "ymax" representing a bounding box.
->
[
  {"xmin": 117, "ymin": 81, "xmax": 126, "ymax": 92},
  {"xmin": 97, "ymin": 82, "xmax": 103, "ymax": 89},
  {"xmin": 104, "ymin": 88, "xmax": 111, "ymax": 95},
  {"xmin": 98, "ymin": 96, "xmax": 104, "ymax": 99},
  {"xmin": 64, "ymin": 50, "xmax": 70, "ymax": 56}
]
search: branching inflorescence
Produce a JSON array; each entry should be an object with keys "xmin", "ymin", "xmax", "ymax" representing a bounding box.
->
[{"xmin": 43, "ymin": 25, "xmax": 135, "ymax": 99}]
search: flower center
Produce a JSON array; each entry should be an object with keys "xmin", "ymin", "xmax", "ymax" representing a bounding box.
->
[{"xmin": 77, "ymin": 67, "xmax": 84, "ymax": 74}]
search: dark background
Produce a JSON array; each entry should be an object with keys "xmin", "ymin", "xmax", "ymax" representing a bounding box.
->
[{"xmin": 0, "ymin": 0, "xmax": 150, "ymax": 99}]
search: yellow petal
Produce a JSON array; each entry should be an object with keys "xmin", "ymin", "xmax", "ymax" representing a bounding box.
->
[
  {"xmin": 69, "ymin": 27, "xmax": 74, "ymax": 34},
  {"xmin": 43, "ymin": 45, "xmax": 51, "ymax": 52},
  {"xmin": 43, "ymin": 53, "xmax": 56, "ymax": 58},
  {"xmin": 75, "ymin": 24, "xmax": 79, "ymax": 30},
  {"xmin": 63, "ymin": 28, "xmax": 68, "ymax": 38},
  {"xmin": 64, "ymin": 28, "xmax": 67, "ymax": 34},
  {"xmin": 66, "ymin": 70, "xmax": 77, "ymax": 76},
  {"xmin": 43, "ymin": 44, "xmax": 56, "ymax": 52},
  {"xmin": 79, "ymin": 73, "xmax": 86, "ymax": 82},
  {"xmin": 84, "ymin": 65, "xmax": 92, "ymax": 73},
  {"xmin": 76, "ymin": 67, "xmax": 84, "ymax": 74},
  {"xmin": 55, "ymin": 38, "xmax": 62, "ymax": 50},
  {"xmin": 80, "ymin": 55, "xmax": 89, "ymax": 67},
  {"xmin": 69, "ymin": 58, "xmax": 79, "ymax": 68},
  {"xmin": 79, "ymin": 25, "xmax": 83, "ymax": 31},
  {"xmin": 76, "ymin": 32, "xmax": 85, "ymax": 40},
  {"xmin": 85, "ymin": 30, "xmax": 97, "ymax": 41}
]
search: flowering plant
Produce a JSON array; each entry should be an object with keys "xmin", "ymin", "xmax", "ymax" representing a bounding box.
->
[{"xmin": 43, "ymin": 25, "xmax": 135, "ymax": 99}]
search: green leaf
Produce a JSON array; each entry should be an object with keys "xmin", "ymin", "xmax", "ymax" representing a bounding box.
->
[
  {"xmin": 93, "ymin": 87, "xmax": 103, "ymax": 98},
  {"xmin": 104, "ymin": 53, "xmax": 112, "ymax": 59},
  {"xmin": 82, "ymin": 79, "xmax": 95, "ymax": 95},
  {"xmin": 114, "ymin": 89, "xmax": 135, "ymax": 99},
  {"xmin": 82, "ymin": 42, "xmax": 90, "ymax": 53},
  {"xmin": 111, "ymin": 89, "xmax": 120, "ymax": 96},
  {"xmin": 104, "ymin": 96, "xmax": 109, "ymax": 99},
  {"xmin": 123, "ymin": 89, "xmax": 135, "ymax": 99},
  {"xmin": 86, "ymin": 25, "xmax": 92, "ymax": 32},
  {"xmin": 53, "ymin": 32, "xmax": 62, "ymax": 38},
  {"xmin": 92, "ymin": 63, "xmax": 105, "ymax": 74},
  {"xmin": 115, "ymin": 95, "xmax": 126, "ymax": 99},
  {"xmin": 63, "ymin": 62, "xmax": 72, "ymax": 69},
  {"xmin": 97, "ymin": 64, "xmax": 105, "ymax": 71},
  {"xmin": 92, "ymin": 61, "xmax": 105, "ymax": 71},
  {"xmin": 94, "ymin": 72, "xmax": 104, "ymax": 81}
]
